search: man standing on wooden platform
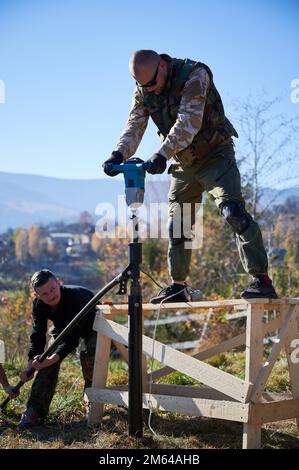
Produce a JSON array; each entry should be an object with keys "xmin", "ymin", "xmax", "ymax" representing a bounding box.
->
[{"xmin": 103, "ymin": 49, "xmax": 278, "ymax": 303}]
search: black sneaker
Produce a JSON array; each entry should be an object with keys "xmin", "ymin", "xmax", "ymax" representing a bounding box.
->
[
  {"xmin": 150, "ymin": 283, "xmax": 189, "ymax": 304},
  {"xmin": 241, "ymin": 274, "xmax": 278, "ymax": 299},
  {"xmin": 18, "ymin": 407, "xmax": 42, "ymax": 429}
]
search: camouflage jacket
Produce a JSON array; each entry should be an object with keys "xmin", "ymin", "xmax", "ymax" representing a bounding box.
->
[{"xmin": 116, "ymin": 57, "xmax": 237, "ymax": 167}]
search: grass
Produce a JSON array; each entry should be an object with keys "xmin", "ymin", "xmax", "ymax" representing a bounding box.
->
[{"xmin": 0, "ymin": 352, "xmax": 298, "ymax": 449}]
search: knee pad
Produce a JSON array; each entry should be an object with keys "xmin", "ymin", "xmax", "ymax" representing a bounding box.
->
[{"xmin": 220, "ymin": 201, "xmax": 251, "ymax": 235}]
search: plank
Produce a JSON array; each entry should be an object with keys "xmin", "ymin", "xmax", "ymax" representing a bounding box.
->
[
  {"xmin": 86, "ymin": 319, "xmax": 112, "ymax": 425},
  {"xmin": 249, "ymin": 305, "xmax": 297, "ymax": 403},
  {"xmin": 98, "ymin": 298, "xmax": 299, "ymax": 313},
  {"xmin": 85, "ymin": 388, "xmax": 249, "ymax": 423},
  {"xmin": 109, "ymin": 383, "xmax": 237, "ymax": 401},
  {"xmin": 283, "ymin": 304, "xmax": 299, "ymax": 430},
  {"xmin": 243, "ymin": 304, "xmax": 265, "ymax": 449},
  {"xmin": 144, "ymin": 313, "xmax": 207, "ymax": 326},
  {"xmin": 149, "ymin": 315, "xmax": 282, "ymax": 381},
  {"xmin": 93, "ymin": 316, "xmax": 251, "ymax": 403},
  {"xmin": 249, "ymin": 399, "xmax": 299, "ymax": 424},
  {"xmin": 96, "ymin": 299, "xmax": 287, "ymax": 314},
  {"xmin": 150, "ymin": 333, "xmax": 246, "ymax": 381},
  {"xmin": 261, "ymin": 392, "xmax": 293, "ymax": 403}
]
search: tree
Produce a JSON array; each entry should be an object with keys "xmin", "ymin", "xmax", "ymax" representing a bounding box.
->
[
  {"xmin": 91, "ymin": 233, "xmax": 102, "ymax": 254},
  {"xmin": 14, "ymin": 229, "xmax": 28, "ymax": 262},
  {"xmin": 232, "ymin": 95, "xmax": 299, "ymax": 218},
  {"xmin": 79, "ymin": 211, "xmax": 93, "ymax": 226},
  {"xmin": 28, "ymin": 225, "xmax": 43, "ymax": 261}
]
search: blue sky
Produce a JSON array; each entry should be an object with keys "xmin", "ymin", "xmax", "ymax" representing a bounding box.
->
[{"xmin": 0, "ymin": 0, "xmax": 298, "ymax": 183}]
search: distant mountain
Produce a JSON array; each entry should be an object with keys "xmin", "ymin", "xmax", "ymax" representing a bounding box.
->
[
  {"xmin": 0, "ymin": 171, "xmax": 298, "ymax": 233},
  {"xmin": 261, "ymin": 187, "xmax": 299, "ymax": 207},
  {"xmin": 0, "ymin": 171, "xmax": 169, "ymax": 232}
]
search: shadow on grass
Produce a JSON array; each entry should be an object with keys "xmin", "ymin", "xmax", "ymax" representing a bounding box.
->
[{"xmin": 0, "ymin": 407, "xmax": 298, "ymax": 449}]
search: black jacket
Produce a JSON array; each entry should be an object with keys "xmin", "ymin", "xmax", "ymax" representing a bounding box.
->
[{"xmin": 28, "ymin": 285, "xmax": 96, "ymax": 361}]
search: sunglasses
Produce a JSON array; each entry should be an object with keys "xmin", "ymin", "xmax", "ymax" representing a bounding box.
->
[{"xmin": 136, "ymin": 61, "xmax": 160, "ymax": 88}]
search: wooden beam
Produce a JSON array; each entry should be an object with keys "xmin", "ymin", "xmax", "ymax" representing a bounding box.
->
[
  {"xmin": 245, "ymin": 304, "xmax": 265, "ymax": 384},
  {"xmin": 261, "ymin": 392, "xmax": 293, "ymax": 402},
  {"xmin": 93, "ymin": 316, "xmax": 251, "ymax": 403},
  {"xmin": 144, "ymin": 313, "xmax": 207, "ymax": 326},
  {"xmin": 149, "ymin": 333, "xmax": 246, "ymax": 381},
  {"xmin": 283, "ymin": 304, "xmax": 299, "ymax": 430},
  {"xmin": 249, "ymin": 398, "xmax": 299, "ymax": 424},
  {"xmin": 243, "ymin": 304, "xmax": 264, "ymax": 449},
  {"xmin": 249, "ymin": 305, "xmax": 297, "ymax": 403},
  {"xmin": 85, "ymin": 388, "xmax": 249, "ymax": 423},
  {"xmin": 86, "ymin": 314, "xmax": 112, "ymax": 425},
  {"xmin": 96, "ymin": 298, "xmax": 292, "ymax": 315},
  {"xmin": 108, "ymin": 383, "xmax": 237, "ymax": 401},
  {"xmin": 149, "ymin": 316, "xmax": 282, "ymax": 382}
]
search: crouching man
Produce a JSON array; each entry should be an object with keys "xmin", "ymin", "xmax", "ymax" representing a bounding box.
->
[{"xmin": 19, "ymin": 269, "xmax": 97, "ymax": 428}]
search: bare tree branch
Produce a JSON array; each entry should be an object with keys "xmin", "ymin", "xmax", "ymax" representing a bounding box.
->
[{"xmin": 231, "ymin": 94, "xmax": 299, "ymax": 217}]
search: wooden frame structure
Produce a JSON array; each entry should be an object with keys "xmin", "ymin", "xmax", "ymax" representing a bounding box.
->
[{"xmin": 85, "ymin": 298, "xmax": 299, "ymax": 449}]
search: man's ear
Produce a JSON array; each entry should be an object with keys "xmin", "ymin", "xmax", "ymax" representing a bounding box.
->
[
  {"xmin": 160, "ymin": 59, "xmax": 167, "ymax": 70},
  {"xmin": 56, "ymin": 278, "xmax": 63, "ymax": 287}
]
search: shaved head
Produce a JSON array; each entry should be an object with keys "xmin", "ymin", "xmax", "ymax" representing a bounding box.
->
[{"xmin": 129, "ymin": 49, "xmax": 160, "ymax": 77}]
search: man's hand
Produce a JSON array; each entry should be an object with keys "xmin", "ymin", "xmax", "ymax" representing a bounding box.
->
[
  {"xmin": 31, "ymin": 354, "xmax": 60, "ymax": 371},
  {"xmin": 4, "ymin": 385, "xmax": 19, "ymax": 399},
  {"xmin": 20, "ymin": 362, "xmax": 35, "ymax": 383},
  {"xmin": 146, "ymin": 153, "xmax": 167, "ymax": 174},
  {"xmin": 102, "ymin": 150, "xmax": 124, "ymax": 176}
]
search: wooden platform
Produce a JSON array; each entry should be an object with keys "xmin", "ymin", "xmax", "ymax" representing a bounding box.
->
[{"xmin": 84, "ymin": 298, "xmax": 299, "ymax": 449}]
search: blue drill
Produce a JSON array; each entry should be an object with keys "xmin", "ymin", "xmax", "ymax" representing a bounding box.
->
[{"xmin": 108, "ymin": 157, "xmax": 151, "ymax": 207}]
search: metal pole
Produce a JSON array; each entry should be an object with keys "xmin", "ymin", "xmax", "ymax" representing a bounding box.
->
[{"xmin": 128, "ymin": 210, "xmax": 143, "ymax": 437}]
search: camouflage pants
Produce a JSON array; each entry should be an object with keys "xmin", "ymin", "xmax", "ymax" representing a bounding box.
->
[
  {"xmin": 168, "ymin": 140, "xmax": 268, "ymax": 281},
  {"xmin": 26, "ymin": 331, "xmax": 97, "ymax": 419}
]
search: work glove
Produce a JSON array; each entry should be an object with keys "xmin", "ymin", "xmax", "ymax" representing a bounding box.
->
[
  {"xmin": 4, "ymin": 385, "xmax": 19, "ymax": 399},
  {"xmin": 145, "ymin": 153, "xmax": 167, "ymax": 174},
  {"xmin": 102, "ymin": 150, "xmax": 124, "ymax": 176}
]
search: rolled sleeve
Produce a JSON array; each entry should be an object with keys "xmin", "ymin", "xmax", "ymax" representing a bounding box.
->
[{"xmin": 116, "ymin": 89, "xmax": 149, "ymax": 160}]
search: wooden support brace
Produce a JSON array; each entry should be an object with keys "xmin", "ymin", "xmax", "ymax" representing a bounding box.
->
[
  {"xmin": 283, "ymin": 304, "xmax": 299, "ymax": 430},
  {"xmin": 93, "ymin": 315, "xmax": 251, "ymax": 403},
  {"xmin": 243, "ymin": 303, "xmax": 265, "ymax": 449},
  {"xmin": 149, "ymin": 315, "xmax": 282, "ymax": 382},
  {"xmin": 88, "ymin": 299, "xmax": 299, "ymax": 448},
  {"xmin": 249, "ymin": 398, "xmax": 299, "ymax": 424},
  {"xmin": 85, "ymin": 388, "xmax": 249, "ymax": 423},
  {"xmin": 86, "ymin": 314, "xmax": 112, "ymax": 425},
  {"xmin": 249, "ymin": 305, "xmax": 297, "ymax": 403}
]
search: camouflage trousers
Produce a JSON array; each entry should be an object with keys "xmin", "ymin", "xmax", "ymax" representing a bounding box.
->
[
  {"xmin": 26, "ymin": 331, "xmax": 97, "ymax": 419},
  {"xmin": 168, "ymin": 139, "xmax": 268, "ymax": 281}
]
